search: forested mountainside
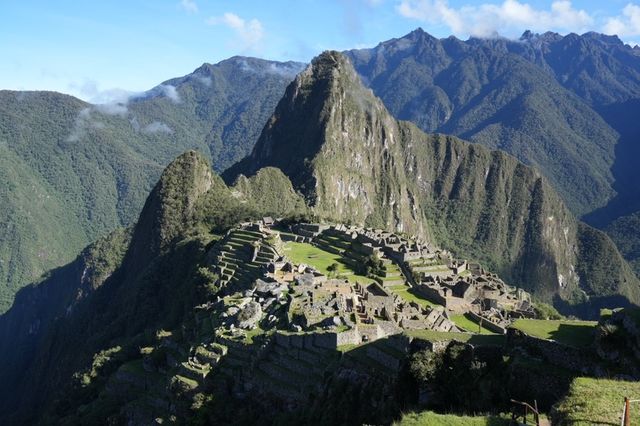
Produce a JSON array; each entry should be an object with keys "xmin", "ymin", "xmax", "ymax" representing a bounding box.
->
[
  {"xmin": 1, "ymin": 51, "xmax": 637, "ymax": 424},
  {"xmin": 0, "ymin": 151, "xmax": 307, "ymax": 424},
  {"xmin": 344, "ymin": 29, "xmax": 640, "ymax": 274},
  {"xmin": 2, "ymin": 28, "xmax": 639, "ymax": 315},
  {"xmin": 224, "ymin": 51, "xmax": 639, "ymax": 315},
  {"xmin": 0, "ymin": 57, "xmax": 301, "ymax": 311}
]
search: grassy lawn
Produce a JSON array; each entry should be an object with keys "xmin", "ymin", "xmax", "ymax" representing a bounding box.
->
[
  {"xmin": 283, "ymin": 241, "xmax": 372, "ymax": 283},
  {"xmin": 404, "ymin": 330, "xmax": 505, "ymax": 346},
  {"xmin": 387, "ymin": 284, "xmax": 440, "ymax": 309},
  {"xmin": 553, "ymin": 377, "xmax": 640, "ymax": 425},
  {"xmin": 511, "ymin": 319, "xmax": 597, "ymax": 348},
  {"xmin": 451, "ymin": 314, "xmax": 497, "ymax": 335},
  {"xmin": 395, "ymin": 411, "xmax": 510, "ymax": 425}
]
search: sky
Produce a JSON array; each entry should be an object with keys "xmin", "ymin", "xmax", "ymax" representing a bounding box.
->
[{"xmin": 2, "ymin": 0, "xmax": 640, "ymax": 103}]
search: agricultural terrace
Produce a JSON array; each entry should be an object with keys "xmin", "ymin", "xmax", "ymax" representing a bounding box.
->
[
  {"xmin": 511, "ymin": 319, "xmax": 597, "ymax": 348},
  {"xmin": 450, "ymin": 313, "xmax": 497, "ymax": 335}
]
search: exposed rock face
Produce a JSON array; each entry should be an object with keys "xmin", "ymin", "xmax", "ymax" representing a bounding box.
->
[
  {"xmin": 224, "ymin": 51, "xmax": 639, "ymax": 314},
  {"xmin": 237, "ymin": 301, "xmax": 263, "ymax": 329}
]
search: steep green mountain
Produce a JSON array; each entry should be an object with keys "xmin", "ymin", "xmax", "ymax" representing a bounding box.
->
[
  {"xmin": 344, "ymin": 29, "xmax": 640, "ymax": 274},
  {"xmin": 0, "ymin": 53, "xmax": 635, "ymax": 417},
  {"xmin": 128, "ymin": 56, "xmax": 305, "ymax": 171},
  {"xmin": 0, "ymin": 57, "xmax": 301, "ymax": 311},
  {"xmin": 0, "ymin": 150, "xmax": 306, "ymax": 424},
  {"xmin": 344, "ymin": 29, "xmax": 624, "ymax": 216},
  {"xmin": 225, "ymin": 51, "xmax": 639, "ymax": 315}
]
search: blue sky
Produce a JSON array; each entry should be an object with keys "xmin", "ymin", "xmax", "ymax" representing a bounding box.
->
[{"xmin": 2, "ymin": 0, "xmax": 639, "ymax": 102}]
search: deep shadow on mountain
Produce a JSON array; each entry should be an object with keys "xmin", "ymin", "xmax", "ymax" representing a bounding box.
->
[{"xmin": 584, "ymin": 99, "xmax": 640, "ymax": 227}]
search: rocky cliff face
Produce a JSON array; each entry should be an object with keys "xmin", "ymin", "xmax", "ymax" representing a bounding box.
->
[{"xmin": 225, "ymin": 51, "xmax": 639, "ymax": 313}]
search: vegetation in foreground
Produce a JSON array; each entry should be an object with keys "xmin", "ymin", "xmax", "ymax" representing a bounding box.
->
[
  {"xmin": 395, "ymin": 410, "xmax": 510, "ymax": 426},
  {"xmin": 552, "ymin": 377, "xmax": 640, "ymax": 425}
]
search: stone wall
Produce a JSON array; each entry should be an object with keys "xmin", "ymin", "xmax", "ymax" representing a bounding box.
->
[
  {"xmin": 409, "ymin": 337, "xmax": 450, "ymax": 354},
  {"xmin": 400, "ymin": 319, "xmax": 428, "ymax": 330},
  {"xmin": 366, "ymin": 346, "xmax": 402, "ymax": 372},
  {"xmin": 506, "ymin": 329, "xmax": 605, "ymax": 376},
  {"xmin": 336, "ymin": 329, "xmax": 361, "ymax": 346},
  {"xmin": 415, "ymin": 285, "xmax": 446, "ymax": 306},
  {"xmin": 273, "ymin": 329, "xmax": 361, "ymax": 350},
  {"xmin": 467, "ymin": 311, "xmax": 506, "ymax": 334}
]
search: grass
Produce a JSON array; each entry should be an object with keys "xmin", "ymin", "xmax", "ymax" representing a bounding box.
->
[
  {"xmin": 511, "ymin": 319, "xmax": 597, "ymax": 348},
  {"xmin": 450, "ymin": 314, "xmax": 497, "ymax": 335},
  {"xmin": 119, "ymin": 360, "xmax": 146, "ymax": 376},
  {"xmin": 337, "ymin": 343, "xmax": 360, "ymax": 353},
  {"xmin": 283, "ymin": 241, "xmax": 372, "ymax": 284},
  {"xmin": 394, "ymin": 411, "xmax": 510, "ymax": 425},
  {"xmin": 404, "ymin": 330, "xmax": 505, "ymax": 346},
  {"xmin": 243, "ymin": 325, "xmax": 265, "ymax": 344},
  {"xmin": 553, "ymin": 377, "xmax": 640, "ymax": 425},
  {"xmin": 174, "ymin": 375, "xmax": 199, "ymax": 390},
  {"xmin": 387, "ymin": 283, "xmax": 440, "ymax": 309}
]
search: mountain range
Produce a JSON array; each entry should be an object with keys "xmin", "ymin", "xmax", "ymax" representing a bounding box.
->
[
  {"xmin": 345, "ymin": 29, "xmax": 640, "ymax": 274},
  {"xmin": 0, "ymin": 49, "xmax": 638, "ymax": 423},
  {"xmin": 0, "ymin": 29, "xmax": 638, "ymax": 314},
  {"xmin": 0, "ymin": 58, "xmax": 302, "ymax": 311}
]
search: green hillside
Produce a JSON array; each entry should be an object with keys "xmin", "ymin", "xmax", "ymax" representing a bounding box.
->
[
  {"xmin": 0, "ymin": 148, "xmax": 635, "ymax": 424},
  {"xmin": 0, "ymin": 58, "xmax": 300, "ymax": 311},
  {"xmin": 345, "ymin": 30, "xmax": 640, "ymax": 277}
]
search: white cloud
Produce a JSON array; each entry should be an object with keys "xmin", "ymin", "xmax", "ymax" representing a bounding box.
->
[
  {"xmin": 194, "ymin": 75, "xmax": 212, "ymax": 86},
  {"xmin": 94, "ymin": 103, "xmax": 128, "ymax": 116},
  {"xmin": 157, "ymin": 84, "xmax": 181, "ymax": 103},
  {"xmin": 67, "ymin": 108, "xmax": 106, "ymax": 142},
  {"xmin": 68, "ymin": 80, "xmax": 136, "ymax": 105},
  {"xmin": 179, "ymin": 0, "xmax": 198, "ymax": 14},
  {"xmin": 397, "ymin": 0, "xmax": 593, "ymax": 38},
  {"xmin": 207, "ymin": 12, "xmax": 264, "ymax": 51},
  {"xmin": 143, "ymin": 121, "xmax": 173, "ymax": 134},
  {"xmin": 604, "ymin": 3, "xmax": 640, "ymax": 37}
]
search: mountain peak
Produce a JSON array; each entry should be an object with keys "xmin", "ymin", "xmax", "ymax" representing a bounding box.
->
[
  {"xmin": 222, "ymin": 50, "xmax": 380, "ymax": 192},
  {"xmin": 126, "ymin": 150, "xmax": 212, "ymax": 274},
  {"xmin": 307, "ymin": 50, "xmax": 353, "ymax": 82}
]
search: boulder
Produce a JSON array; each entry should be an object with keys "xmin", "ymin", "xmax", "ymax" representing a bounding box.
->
[{"xmin": 237, "ymin": 301, "xmax": 263, "ymax": 330}]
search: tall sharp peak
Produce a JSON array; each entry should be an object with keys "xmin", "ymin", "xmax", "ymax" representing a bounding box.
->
[
  {"xmin": 221, "ymin": 50, "xmax": 381, "ymax": 186},
  {"xmin": 125, "ymin": 150, "xmax": 213, "ymax": 275},
  {"xmin": 285, "ymin": 50, "xmax": 374, "ymax": 109},
  {"xmin": 305, "ymin": 50, "xmax": 357, "ymax": 83}
]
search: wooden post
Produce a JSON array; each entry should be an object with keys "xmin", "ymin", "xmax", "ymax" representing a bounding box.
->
[{"xmin": 624, "ymin": 397, "xmax": 631, "ymax": 426}]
